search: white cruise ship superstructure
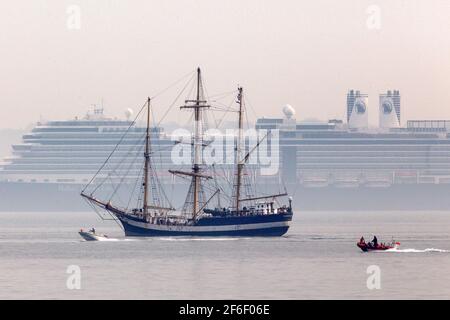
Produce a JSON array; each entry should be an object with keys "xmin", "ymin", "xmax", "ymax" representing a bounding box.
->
[
  {"xmin": 0, "ymin": 109, "xmax": 175, "ymax": 184},
  {"xmin": 2, "ymin": 97, "xmax": 450, "ymax": 212}
]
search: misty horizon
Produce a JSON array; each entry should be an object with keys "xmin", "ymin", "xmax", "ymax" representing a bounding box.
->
[{"xmin": 1, "ymin": 1, "xmax": 449, "ymax": 130}]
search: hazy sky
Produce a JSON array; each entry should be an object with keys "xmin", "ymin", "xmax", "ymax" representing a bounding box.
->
[{"xmin": 0, "ymin": 0, "xmax": 449, "ymax": 128}]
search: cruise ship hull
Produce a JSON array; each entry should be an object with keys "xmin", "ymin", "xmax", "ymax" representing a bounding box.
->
[
  {"xmin": 116, "ymin": 212, "xmax": 292, "ymax": 237},
  {"xmin": 1, "ymin": 181, "xmax": 450, "ymax": 211}
]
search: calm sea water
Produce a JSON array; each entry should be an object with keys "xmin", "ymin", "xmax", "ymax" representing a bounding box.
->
[{"xmin": 1, "ymin": 211, "xmax": 450, "ymax": 300}]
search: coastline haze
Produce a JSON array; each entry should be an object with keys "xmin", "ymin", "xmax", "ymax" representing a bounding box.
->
[{"xmin": 0, "ymin": 0, "xmax": 449, "ymax": 128}]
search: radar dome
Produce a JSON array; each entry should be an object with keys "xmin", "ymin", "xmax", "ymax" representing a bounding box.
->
[
  {"xmin": 283, "ymin": 104, "xmax": 296, "ymax": 119},
  {"xmin": 355, "ymin": 101, "xmax": 366, "ymax": 114},
  {"xmin": 382, "ymin": 101, "xmax": 393, "ymax": 114},
  {"xmin": 125, "ymin": 108, "xmax": 134, "ymax": 120}
]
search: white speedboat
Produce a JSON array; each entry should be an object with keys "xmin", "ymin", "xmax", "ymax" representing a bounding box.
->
[{"xmin": 79, "ymin": 229, "xmax": 109, "ymax": 241}]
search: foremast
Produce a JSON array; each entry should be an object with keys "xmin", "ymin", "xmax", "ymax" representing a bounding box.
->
[
  {"xmin": 142, "ymin": 98, "xmax": 174, "ymax": 214},
  {"xmin": 81, "ymin": 96, "xmax": 174, "ymax": 216}
]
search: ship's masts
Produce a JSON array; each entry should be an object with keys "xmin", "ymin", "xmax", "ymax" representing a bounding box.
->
[
  {"xmin": 179, "ymin": 68, "xmax": 210, "ymax": 219},
  {"xmin": 193, "ymin": 68, "xmax": 202, "ymax": 219},
  {"xmin": 143, "ymin": 97, "xmax": 151, "ymax": 214},
  {"xmin": 235, "ymin": 87, "xmax": 244, "ymax": 214}
]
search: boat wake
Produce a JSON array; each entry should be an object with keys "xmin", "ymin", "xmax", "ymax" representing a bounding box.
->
[
  {"xmin": 385, "ymin": 248, "xmax": 450, "ymax": 253},
  {"xmin": 80, "ymin": 238, "xmax": 136, "ymax": 242},
  {"xmin": 94, "ymin": 237, "xmax": 119, "ymax": 242}
]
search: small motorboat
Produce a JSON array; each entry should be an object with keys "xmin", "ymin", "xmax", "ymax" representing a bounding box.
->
[
  {"xmin": 357, "ymin": 237, "xmax": 400, "ymax": 252},
  {"xmin": 79, "ymin": 228, "xmax": 109, "ymax": 241}
]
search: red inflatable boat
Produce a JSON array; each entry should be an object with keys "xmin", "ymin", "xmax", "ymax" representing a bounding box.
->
[{"xmin": 357, "ymin": 239, "xmax": 400, "ymax": 252}]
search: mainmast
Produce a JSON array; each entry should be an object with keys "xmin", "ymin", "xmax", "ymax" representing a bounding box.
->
[
  {"xmin": 143, "ymin": 97, "xmax": 151, "ymax": 214},
  {"xmin": 178, "ymin": 68, "xmax": 210, "ymax": 219},
  {"xmin": 193, "ymin": 69, "xmax": 201, "ymax": 217},
  {"xmin": 235, "ymin": 87, "xmax": 244, "ymax": 214}
]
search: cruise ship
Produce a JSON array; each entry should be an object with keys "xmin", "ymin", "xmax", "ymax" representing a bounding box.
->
[
  {"xmin": 2, "ymin": 92, "xmax": 450, "ymax": 212},
  {"xmin": 257, "ymin": 116, "xmax": 450, "ymax": 211}
]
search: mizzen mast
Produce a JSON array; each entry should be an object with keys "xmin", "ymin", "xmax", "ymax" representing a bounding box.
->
[
  {"xmin": 143, "ymin": 97, "xmax": 151, "ymax": 215},
  {"xmin": 234, "ymin": 87, "xmax": 244, "ymax": 214}
]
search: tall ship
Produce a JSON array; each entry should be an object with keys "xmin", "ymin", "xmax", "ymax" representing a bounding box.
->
[
  {"xmin": 1, "ymin": 86, "xmax": 450, "ymax": 212},
  {"xmin": 81, "ymin": 69, "xmax": 293, "ymax": 236}
]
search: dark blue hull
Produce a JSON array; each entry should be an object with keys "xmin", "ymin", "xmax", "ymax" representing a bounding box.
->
[
  {"xmin": 116, "ymin": 213, "xmax": 293, "ymax": 237},
  {"xmin": 122, "ymin": 224, "xmax": 289, "ymax": 237}
]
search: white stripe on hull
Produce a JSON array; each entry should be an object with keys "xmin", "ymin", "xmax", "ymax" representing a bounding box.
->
[{"xmin": 121, "ymin": 217, "xmax": 290, "ymax": 233}]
